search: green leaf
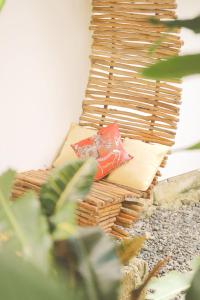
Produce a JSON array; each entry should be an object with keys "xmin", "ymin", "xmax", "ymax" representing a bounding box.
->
[
  {"xmin": 51, "ymin": 202, "xmax": 78, "ymax": 240},
  {"xmin": 142, "ymin": 54, "xmax": 200, "ymax": 80},
  {"xmin": 0, "ymin": 250, "xmax": 68, "ymax": 300},
  {"xmin": 0, "ymin": 0, "xmax": 5, "ymax": 10},
  {"xmin": 0, "ymin": 171, "xmax": 52, "ymax": 271},
  {"xmin": 151, "ymin": 15, "xmax": 200, "ymax": 33},
  {"xmin": 148, "ymin": 36, "xmax": 165, "ymax": 55},
  {"xmin": 146, "ymin": 271, "xmax": 193, "ymax": 300},
  {"xmin": 173, "ymin": 141, "xmax": 200, "ymax": 152},
  {"xmin": 0, "ymin": 169, "xmax": 16, "ymax": 200},
  {"xmin": 186, "ymin": 141, "xmax": 200, "ymax": 150},
  {"xmin": 186, "ymin": 267, "xmax": 200, "ymax": 300},
  {"xmin": 191, "ymin": 256, "xmax": 200, "ymax": 272},
  {"xmin": 40, "ymin": 159, "xmax": 97, "ymax": 239},
  {"xmin": 54, "ymin": 227, "xmax": 121, "ymax": 300},
  {"xmin": 40, "ymin": 158, "xmax": 97, "ymax": 217}
]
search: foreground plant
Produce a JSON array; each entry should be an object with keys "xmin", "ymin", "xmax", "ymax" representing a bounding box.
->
[
  {"xmin": 0, "ymin": 159, "xmax": 151, "ymax": 300},
  {"xmin": 143, "ymin": 14, "xmax": 200, "ymax": 152},
  {"xmin": 0, "ymin": 0, "xmax": 5, "ymax": 10},
  {"xmin": 146, "ymin": 258, "xmax": 200, "ymax": 300},
  {"xmin": 0, "ymin": 159, "xmax": 97, "ymax": 270},
  {"xmin": 143, "ymin": 15, "xmax": 200, "ymax": 80},
  {"xmin": 142, "ymin": 27, "xmax": 200, "ymax": 294},
  {"xmin": 1, "ymin": 159, "xmax": 199, "ymax": 299}
]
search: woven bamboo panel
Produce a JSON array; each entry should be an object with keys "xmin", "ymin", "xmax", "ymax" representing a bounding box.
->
[
  {"xmin": 79, "ymin": 0, "xmax": 182, "ymax": 147},
  {"xmin": 13, "ymin": 0, "xmax": 182, "ymax": 238},
  {"xmin": 13, "ymin": 169, "xmax": 148, "ymax": 238}
]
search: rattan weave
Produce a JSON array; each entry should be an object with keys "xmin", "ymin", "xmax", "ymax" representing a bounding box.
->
[{"xmin": 13, "ymin": 0, "xmax": 182, "ymax": 238}]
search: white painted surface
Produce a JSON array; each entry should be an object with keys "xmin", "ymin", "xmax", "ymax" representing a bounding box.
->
[
  {"xmin": 0, "ymin": 0, "xmax": 91, "ymax": 172},
  {"xmin": 0, "ymin": 0, "xmax": 199, "ymax": 179},
  {"xmin": 162, "ymin": 0, "xmax": 200, "ymax": 179}
]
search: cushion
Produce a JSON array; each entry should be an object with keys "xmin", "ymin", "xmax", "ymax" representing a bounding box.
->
[
  {"xmin": 71, "ymin": 123, "xmax": 132, "ymax": 180},
  {"xmin": 53, "ymin": 123, "xmax": 97, "ymax": 167},
  {"xmin": 106, "ymin": 138, "xmax": 170, "ymax": 191}
]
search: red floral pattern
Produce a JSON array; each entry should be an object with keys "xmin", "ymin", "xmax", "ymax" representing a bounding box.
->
[{"xmin": 71, "ymin": 123, "xmax": 132, "ymax": 180}]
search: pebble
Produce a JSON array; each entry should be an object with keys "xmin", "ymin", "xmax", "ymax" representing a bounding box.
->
[{"xmin": 129, "ymin": 203, "xmax": 200, "ymax": 274}]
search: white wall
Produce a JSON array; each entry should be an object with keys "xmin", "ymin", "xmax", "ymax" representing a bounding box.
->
[
  {"xmin": 0, "ymin": 0, "xmax": 199, "ymax": 179},
  {"xmin": 0, "ymin": 0, "xmax": 91, "ymax": 172},
  {"xmin": 162, "ymin": 0, "xmax": 200, "ymax": 179}
]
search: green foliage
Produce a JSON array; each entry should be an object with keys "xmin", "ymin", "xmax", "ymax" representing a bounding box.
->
[
  {"xmin": 146, "ymin": 271, "xmax": 193, "ymax": 300},
  {"xmin": 146, "ymin": 258, "xmax": 200, "ymax": 300},
  {"xmin": 186, "ymin": 267, "xmax": 200, "ymax": 300},
  {"xmin": 151, "ymin": 15, "xmax": 200, "ymax": 33},
  {"xmin": 40, "ymin": 159, "xmax": 97, "ymax": 239},
  {"xmin": 186, "ymin": 141, "xmax": 200, "ymax": 151},
  {"xmin": 0, "ymin": 170, "xmax": 52, "ymax": 271},
  {"xmin": 0, "ymin": 169, "xmax": 15, "ymax": 199},
  {"xmin": 0, "ymin": 0, "xmax": 5, "ymax": 10},
  {"xmin": 2, "ymin": 161, "xmax": 194, "ymax": 300},
  {"xmin": 0, "ymin": 228, "xmax": 121, "ymax": 300},
  {"xmin": 54, "ymin": 227, "xmax": 121, "ymax": 300},
  {"xmin": 148, "ymin": 36, "xmax": 166, "ymax": 56},
  {"xmin": 142, "ymin": 54, "xmax": 200, "ymax": 80},
  {"xmin": 0, "ymin": 250, "xmax": 68, "ymax": 300},
  {"xmin": 40, "ymin": 158, "xmax": 97, "ymax": 216},
  {"xmin": 173, "ymin": 141, "xmax": 200, "ymax": 152},
  {"xmin": 0, "ymin": 160, "xmax": 124, "ymax": 300},
  {"xmin": 143, "ymin": 15, "xmax": 200, "ymax": 80},
  {"xmin": 143, "ymin": 14, "xmax": 200, "ymax": 152}
]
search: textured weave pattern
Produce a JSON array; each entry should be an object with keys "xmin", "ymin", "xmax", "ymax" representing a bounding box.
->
[
  {"xmin": 13, "ymin": 1, "xmax": 182, "ymax": 238},
  {"xmin": 80, "ymin": 0, "xmax": 182, "ymax": 147}
]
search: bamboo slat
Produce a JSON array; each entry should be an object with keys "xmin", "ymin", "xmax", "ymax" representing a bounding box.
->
[
  {"xmin": 12, "ymin": 169, "xmax": 149, "ymax": 237},
  {"xmin": 13, "ymin": 0, "xmax": 181, "ymax": 238},
  {"xmin": 80, "ymin": 0, "xmax": 181, "ymax": 147}
]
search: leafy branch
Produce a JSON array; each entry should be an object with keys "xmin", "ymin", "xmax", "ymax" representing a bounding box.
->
[
  {"xmin": 0, "ymin": 0, "xmax": 5, "ymax": 10},
  {"xmin": 143, "ymin": 53, "xmax": 200, "ymax": 80},
  {"xmin": 143, "ymin": 15, "xmax": 200, "ymax": 151},
  {"xmin": 150, "ymin": 15, "xmax": 200, "ymax": 34},
  {"xmin": 143, "ymin": 15, "xmax": 200, "ymax": 79}
]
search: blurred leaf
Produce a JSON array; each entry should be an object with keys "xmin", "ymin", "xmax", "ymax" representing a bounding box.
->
[
  {"xmin": 48, "ymin": 159, "xmax": 97, "ymax": 239},
  {"xmin": 0, "ymin": 250, "xmax": 68, "ymax": 300},
  {"xmin": 40, "ymin": 159, "xmax": 97, "ymax": 217},
  {"xmin": 173, "ymin": 141, "xmax": 200, "ymax": 152},
  {"xmin": 186, "ymin": 141, "xmax": 200, "ymax": 150},
  {"xmin": 132, "ymin": 260, "xmax": 167, "ymax": 300},
  {"xmin": 142, "ymin": 54, "xmax": 200, "ymax": 80},
  {"xmin": 50, "ymin": 198, "xmax": 78, "ymax": 239},
  {"xmin": 148, "ymin": 33, "xmax": 169, "ymax": 56},
  {"xmin": 54, "ymin": 227, "xmax": 121, "ymax": 300},
  {"xmin": 0, "ymin": 0, "xmax": 5, "ymax": 10},
  {"xmin": 0, "ymin": 169, "xmax": 16, "ymax": 199},
  {"xmin": 0, "ymin": 171, "xmax": 52, "ymax": 271},
  {"xmin": 117, "ymin": 236, "xmax": 146, "ymax": 265},
  {"xmin": 146, "ymin": 271, "xmax": 193, "ymax": 300},
  {"xmin": 186, "ymin": 267, "xmax": 200, "ymax": 300},
  {"xmin": 151, "ymin": 15, "xmax": 200, "ymax": 33},
  {"xmin": 191, "ymin": 256, "xmax": 200, "ymax": 272}
]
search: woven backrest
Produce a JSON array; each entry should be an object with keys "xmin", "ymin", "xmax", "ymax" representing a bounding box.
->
[{"xmin": 79, "ymin": 0, "xmax": 182, "ymax": 147}]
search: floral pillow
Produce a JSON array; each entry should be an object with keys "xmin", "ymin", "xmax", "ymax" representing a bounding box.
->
[{"xmin": 71, "ymin": 123, "xmax": 132, "ymax": 180}]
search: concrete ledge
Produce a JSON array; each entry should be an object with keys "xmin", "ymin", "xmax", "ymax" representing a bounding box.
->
[{"xmin": 153, "ymin": 169, "xmax": 200, "ymax": 209}]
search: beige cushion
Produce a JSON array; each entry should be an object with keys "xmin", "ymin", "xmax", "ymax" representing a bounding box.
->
[
  {"xmin": 53, "ymin": 123, "xmax": 96, "ymax": 167},
  {"xmin": 106, "ymin": 138, "xmax": 169, "ymax": 191}
]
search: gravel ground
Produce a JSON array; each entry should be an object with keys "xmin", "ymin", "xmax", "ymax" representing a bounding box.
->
[{"xmin": 129, "ymin": 203, "xmax": 200, "ymax": 274}]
